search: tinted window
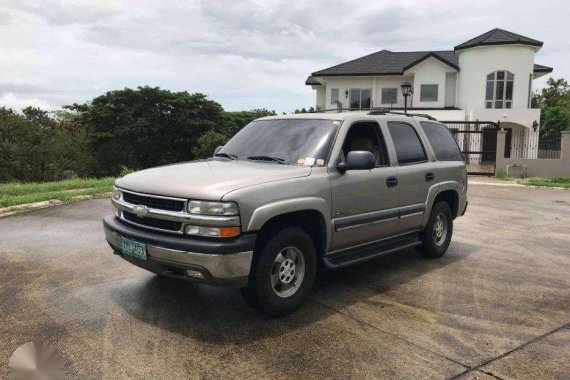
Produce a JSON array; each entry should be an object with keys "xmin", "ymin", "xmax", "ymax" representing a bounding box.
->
[
  {"xmin": 387, "ymin": 122, "xmax": 427, "ymax": 164},
  {"xmin": 420, "ymin": 121, "xmax": 463, "ymax": 161},
  {"xmin": 219, "ymin": 119, "xmax": 338, "ymax": 166}
]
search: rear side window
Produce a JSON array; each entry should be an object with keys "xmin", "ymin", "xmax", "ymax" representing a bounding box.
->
[
  {"xmin": 420, "ymin": 121, "xmax": 463, "ymax": 161},
  {"xmin": 387, "ymin": 121, "xmax": 427, "ymax": 164}
]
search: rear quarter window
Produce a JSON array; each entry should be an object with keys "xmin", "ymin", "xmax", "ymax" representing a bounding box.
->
[
  {"xmin": 387, "ymin": 121, "xmax": 427, "ymax": 165},
  {"xmin": 420, "ymin": 121, "xmax": 464, "ymax": 161}
]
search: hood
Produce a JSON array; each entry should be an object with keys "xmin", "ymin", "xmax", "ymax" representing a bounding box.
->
[{"xmin": 115, "ymin": 159, "xmax": 312, "ymax": 200}]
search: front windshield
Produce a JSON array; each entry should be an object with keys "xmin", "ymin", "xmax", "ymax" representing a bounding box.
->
[{"xmin": 218, "ymin": 119, "xmax": 339, "ymax": 166}]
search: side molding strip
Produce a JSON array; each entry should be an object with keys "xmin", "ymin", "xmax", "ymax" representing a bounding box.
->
[{"xmin": 333, "ymin": 204, "xmax": 426, "ymax": 231}]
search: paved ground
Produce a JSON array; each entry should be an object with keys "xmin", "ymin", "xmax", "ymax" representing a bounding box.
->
[{"xmin": 0, "ymin": 182, "xmax": 569, "ymax": 379}]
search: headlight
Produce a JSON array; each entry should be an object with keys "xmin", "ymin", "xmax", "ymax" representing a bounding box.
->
[
  {"xmin": 112, "ymin": 186, "xmax": 122, "ymax": 200},
  {"xmin": 185, "ymin": 225, "xmax": 241, "ymax": 238},
  {"xmin": 187, "ymin": 201, "xmax": 239, "ymax": 215}
]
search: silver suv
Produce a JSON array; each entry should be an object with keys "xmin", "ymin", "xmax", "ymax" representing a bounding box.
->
[{"xmin": 103, "ymin": 112, "xmax": 468, "ymax": 316}]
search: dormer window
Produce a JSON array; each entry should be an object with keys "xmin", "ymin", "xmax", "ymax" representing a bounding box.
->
[{"xmin": 486, "ymin": 71, "xmax": 514, "ymax": 109}]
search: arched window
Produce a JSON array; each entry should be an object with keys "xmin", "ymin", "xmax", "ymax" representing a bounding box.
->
[{"xmin": 485, "ymin": 71, "xmax": 514, "ymax": 109}]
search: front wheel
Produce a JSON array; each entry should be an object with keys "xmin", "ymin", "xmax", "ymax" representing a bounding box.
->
[
  {"xmin": 417, "ymin": 201, "xmax": 453, "ymax": 258},
  {"xmin": 241, "ymin": 227, "xmax": 316, "ymax": 317}
]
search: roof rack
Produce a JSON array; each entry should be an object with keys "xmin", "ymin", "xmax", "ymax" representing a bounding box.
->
[
  {"xmin": 315, "ymin": 107, "xmax": 364, "ymax": 113},
  {"xmin": 367, "ymin": 108, "xmax": 437, "ymax": 121}
]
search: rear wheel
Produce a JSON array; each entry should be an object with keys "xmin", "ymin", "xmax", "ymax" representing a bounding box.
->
[
  {"xmin": 417, "ymin": 201, "xmax": 453, "ymax": 258},
  {"xmin": 241, "ymin": 227, "xmax": 316, "ymax": 317}
]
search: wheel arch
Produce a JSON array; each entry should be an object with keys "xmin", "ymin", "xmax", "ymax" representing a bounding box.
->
[
  {"xmin": 247, "ymin": 198, "xmax": 331, "ymax": 259},
  {"xmin": 423, "ymin": 181, "xmax": 461, "ymax": 225},
  {"xmin": 434, "ymin": 190, "xmax": 459, "ymax": 218}
]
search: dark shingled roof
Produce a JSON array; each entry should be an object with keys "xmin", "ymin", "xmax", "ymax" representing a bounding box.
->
[
  {"xmin": 305, "ymin": 76, "xmax": 322, "ymax": 85},
  {"xmin": 533, "ymin": 63, "xmax": 553, "ymax": 73},
  {"xmin": 311, "ymin": 50, "xmax": 458, "ymax": 77},
  {"xmin": 308, "ymin": 29, "xmax": 549, "ymax": 83},
  {"xmin": 454, "ymin": 28, "xmax": 543, "ymax": 51}
]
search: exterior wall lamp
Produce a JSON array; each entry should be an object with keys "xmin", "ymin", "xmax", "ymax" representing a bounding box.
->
[
  {"xmin": 344, "ymin": 90, "xmax": 348, "ymax": 99},
  {"xmin": 400, "ymin": 81, "xmax": 413, "ymax": 114},
  {"xmin": 532, "ymin": 120, "xmax": 538, "ymax": 132}
]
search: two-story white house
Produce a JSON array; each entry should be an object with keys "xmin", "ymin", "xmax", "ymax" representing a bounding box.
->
[{"xmin": 306, "ymin": 28, "xmax": 552, "ymax": 136}]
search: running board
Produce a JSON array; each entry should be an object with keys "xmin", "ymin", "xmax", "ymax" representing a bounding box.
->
[{"xmin": 323, "ymin": 232, "xmax": 422, "ymax": 269}]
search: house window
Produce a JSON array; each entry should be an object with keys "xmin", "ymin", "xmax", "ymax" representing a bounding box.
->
[
  {"xmin": 486, "ymin": 71, "xmax": 514, "ymax": 109},
  {"xmin": 381, "ymin": 88, "xmax": 397, "ymax": 104},
  {"xmin": 349, "ymin": 88, "xmax": 372, "ymax": 109},
  {"xmin": 331, "ymin": 88, "xmax": 339, "ymax": 105},
  {"xmin": 420, "ymin": 84, "xmax": 438, "ymax": 102}
]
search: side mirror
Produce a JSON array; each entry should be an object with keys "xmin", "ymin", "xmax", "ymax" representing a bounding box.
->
[
  {"xmin": 213, "ymin": 146, "xmax": 223, "ymax": 156},
  {"xmin": 338, "ymin": 151, "xmax": 375, "ymax": 172}
]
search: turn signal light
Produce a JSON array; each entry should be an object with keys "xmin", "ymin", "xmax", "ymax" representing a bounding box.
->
[
  {"xmin": 219, "ymin": 226, "xmax": 241, "ymax": 238},
  {"xmin": 185, "ymin": 225, "xmax": 241, "ymax": 238}
]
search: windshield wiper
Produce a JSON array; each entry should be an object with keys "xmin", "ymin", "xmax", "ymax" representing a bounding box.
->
[
  {"xmin": 213, "ymin": 152, "xmax": 238, "ymax": 160},
  {"xmin": 246, "ymin": 155, "xmax": 286, "ymax": 164}
]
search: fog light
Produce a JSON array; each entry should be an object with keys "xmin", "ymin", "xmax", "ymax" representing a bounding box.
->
[{"xmin": 187, "ymin": 269, "xmax": 204, "ymax": 279}]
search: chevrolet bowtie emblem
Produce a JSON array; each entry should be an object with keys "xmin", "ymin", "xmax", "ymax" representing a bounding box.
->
[{"xmin": 132, "ymin": 205, "xmax": 149, "ymax": 218}]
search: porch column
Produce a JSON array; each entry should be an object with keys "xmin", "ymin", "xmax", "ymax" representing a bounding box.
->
[{"xmin": 496, "ymin": 130, "xmax": 507, "ymax": 172}]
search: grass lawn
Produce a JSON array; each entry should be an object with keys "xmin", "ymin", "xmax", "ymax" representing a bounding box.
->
[
  {"xmin": 0, "ymin": 177, "xmax": 115, "ymax": 208},
  {"xmin": 522, "ymin": 176, "xmax": 570, "ymax": 189}
]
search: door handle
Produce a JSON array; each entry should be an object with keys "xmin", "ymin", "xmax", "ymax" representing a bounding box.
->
[
  {"xmin": 386, "ymin": 176, "xmax": 398, "ymax": 188},
  {"xmin": 425, "ymin": 172, "xmax": 435, "ymax": 182}
]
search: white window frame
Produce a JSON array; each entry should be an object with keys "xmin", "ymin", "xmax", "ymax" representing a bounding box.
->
[
  {"xmin": 485, "ymin": 70, "xmax": 514, "ymax": 109},
  {"xmin": 381, "ymin": 88, "xmax": 398, "ymax": 105},
  {"xmin": 420, "ymin": 84, "xmax": 438, "ymax": 102},
  {"xmin": 331, "ymin": 88, "xmax": 339, "ymax": 105}
]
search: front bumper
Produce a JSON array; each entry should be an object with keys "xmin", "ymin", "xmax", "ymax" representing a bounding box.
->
[{"xmin": 103, "ymin": 215, "xmax": 256, "ymax": 287}]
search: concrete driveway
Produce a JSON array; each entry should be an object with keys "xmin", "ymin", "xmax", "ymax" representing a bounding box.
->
[{"xmin": 1, "ymin": 182, "xmax": 569, "ymax": 379}]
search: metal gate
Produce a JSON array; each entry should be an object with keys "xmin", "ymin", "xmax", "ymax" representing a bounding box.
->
[{"xmin": 439, "ymin": 121, "xmax": 500, "ymax": 176}]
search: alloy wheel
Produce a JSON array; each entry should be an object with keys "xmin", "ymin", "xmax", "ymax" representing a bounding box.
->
[{"xmin": 270, "ymin": 246, "xmax": 305, "ymax": 298}]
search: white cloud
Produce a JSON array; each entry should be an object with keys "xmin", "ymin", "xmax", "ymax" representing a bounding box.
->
[
  {"xmin": 0, "ymin": 0, "xmax": 568, "ymax": 113},
  {"xmin": 0, "ymin": 93, "xmax": 55, "ymax": 110}
]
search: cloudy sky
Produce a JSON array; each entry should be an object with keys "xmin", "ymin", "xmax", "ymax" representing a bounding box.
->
[{"xmin": 0, "ymin": 0, "xmax": 568, "ymax": 113}]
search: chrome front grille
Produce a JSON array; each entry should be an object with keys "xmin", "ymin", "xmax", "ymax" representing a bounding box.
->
[
  {"xmin": 122, "ymin": 192, "xmax": 185, "ymax": 212},
  {"xmin": 123, "ymin": 211, "xmax": 183, "ymax": 232},
  {"xmin": 115, "ymin": 189, "xmax": 188, "ymax": 234},
  {"xmin": 112, "ymin": 188, "xmax": 240, "ymax": 235}
]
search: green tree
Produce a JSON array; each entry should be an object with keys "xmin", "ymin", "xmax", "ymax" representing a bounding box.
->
[
  {"xmin": 67, "ymin": 86, "xmax": 227, "ymax": 176},
  {"xmin": 532, "ymin": 78, "xmax": 569, "ymax": 109},
  {"xmin": 22, "ymin": 106, "xmax": 57, "ymax": 129},
  {"xmin": 0, "ymin": 107, "xmax": 91, "ymax": 182},
  {"xmin": 224, "ymin": 108, "xmax": 276, "ymax": 135},
  {"xmin": 192, "ymin": 130, "xmax": 230, "ymax": 159},
  {"xmin": 532, "ymin": 78, "xmax": 570, "ymax": 142}
]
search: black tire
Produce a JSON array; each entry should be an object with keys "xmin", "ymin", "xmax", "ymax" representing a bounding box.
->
[
  {"xmin": 241, "ymin": 226, "xmax": 317, "ymax": 317},
  {"xmin": 417, "ymin": 201, "xmax": 453, "ymax": 258}
]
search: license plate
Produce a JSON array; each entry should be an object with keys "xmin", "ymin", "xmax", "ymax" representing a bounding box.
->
[{"xmin": 121, "ymin": 237, "xmax": 147, "ymax": 261}]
